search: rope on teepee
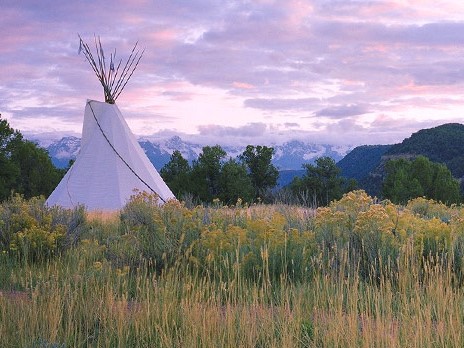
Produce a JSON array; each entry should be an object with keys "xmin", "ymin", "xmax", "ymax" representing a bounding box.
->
[
  {"xmin": 65, "ymin": 162, "xmax": 76, "ymax": 207},
  {"xmin": 87, "ymin": 101, "xmax": 166, "ymax": 203}
]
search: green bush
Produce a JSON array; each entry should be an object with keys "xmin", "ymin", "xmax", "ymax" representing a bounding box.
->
[
  {"xmin": 0, "ymin": 194, "xmax": 85, "ymax": 262},
  {"xmin": 118, "ymin": 191, "xmax": 201, "ymax": 272}
]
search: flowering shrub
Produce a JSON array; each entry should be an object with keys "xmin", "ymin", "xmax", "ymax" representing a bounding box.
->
[
  {"xmin": 406, "ymin": 197, "xmax": 453, "ymax": 222},
  {"xmin": 9, "ymin": 224, "xmax": 65, "ymax": 261},
  {"xmin": 413, "ymin": 217, "xmax": 451, "ymax": 258},
  {"xmin": 4, "ymin": 189, "xmax": 464, "ymax": 284},
  {"xmin": 0, "ymin": 195, "xmax": 84, "ymax": 262},
  {"xmin": 314, "ymin": 190, "xmax": 375, "ymax": 246},
  {"xmin": 110, "ymin": 189, "xmax": 464, "ymax": 283},
  {"xmin": 353, "ymin": 204, "xmax": 399, "ymax": 279},
  {"xmin": 195, "ymin": 211, "xmax": 316, "ymax": 281},
  {"xmin": 117, "ymin": 191, "xmax": 203, "ymax": 272}
]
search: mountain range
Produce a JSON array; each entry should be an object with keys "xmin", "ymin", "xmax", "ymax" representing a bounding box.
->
[
  {"xmin": 38, "ymin": 135, "xmax": 354, "ymax": 184},
  {"xmin": 34, "ymin": 122, "xmax": 464, "ymax": 193}
]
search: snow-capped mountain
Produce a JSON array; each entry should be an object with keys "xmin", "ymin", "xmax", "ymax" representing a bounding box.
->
[
  {"xmin": 39, "ymin": 135, "xmax": 353, "ymax": 171},
  {"xmin": 45, "ymin": 136, "xmax": 81, "ymax": 168},
  {"xmin": 271, "ymin": 140, "xmax": 350, "ymax": 170}
]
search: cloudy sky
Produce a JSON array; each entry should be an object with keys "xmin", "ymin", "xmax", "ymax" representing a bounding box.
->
[{"xmin": 2, "ymin": 0, "xmax": 464, "ymax": 146}]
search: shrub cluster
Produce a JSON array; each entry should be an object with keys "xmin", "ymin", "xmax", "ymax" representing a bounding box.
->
[
  {"xmin": 3, "ymin": 190, "xmax": 464, "ymax": 286},
  {"xmin": 0, "ymin": 194, "xmax": 85, "ymax": 262}
]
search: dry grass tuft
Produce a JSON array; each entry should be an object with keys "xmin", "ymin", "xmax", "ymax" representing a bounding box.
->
[{"xmin": 86, "ymin": 210, "xmax": 119, "ymax": 223}]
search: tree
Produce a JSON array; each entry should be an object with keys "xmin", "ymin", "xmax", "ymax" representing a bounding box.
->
[
  {"xmin": 218, "ymin": 159, "xmax": 254, "ymax": 204},
  {"xmin": 161, "ymin": 146, "xmax": 258, "ymax": 204},
  {"xmin": 431, "ymin": 163, "xmax": 461, "ymax": 204},
  {"xmin": 383, "ymin": 159, "xmax": 423, "ymax": 204},
  {"xmin": 290, "ymin": 156, "xmax": 345, "ymax": 206},
  {"xmin": 160, "ymin": 150, "xmax": 191, "ymax": 197},
  {"xmin": 0, "ymin": 115, "xmax": 63, "ymax": 200},
  {"xmin": 410, "ymin": 156, "xmax": 433, "ymax": 194},
  {"xmin": 0, "ymin": 117, "xmax": 21, "ymax": 200},
  {"xmin": 11, "ymin": 140, "xmax": 62, "ymax": 199},
  {"xmin": 0, "ymin": 152, "xmax": 19, "ymax": 200},
  {"xmin": 382, "ymin": 156, "xmax": 461, "ymax": 205},
  {"xmin": 191, "ymin": 145, "xmax": 227, "ymax": 202},
  {"xmin": 239, "ymin": 145, "xmax": 279, "ymax": 199}
]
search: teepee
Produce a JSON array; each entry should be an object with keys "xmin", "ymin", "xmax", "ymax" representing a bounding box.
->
[{"xmin": 46, "ymin": 36, "xmax": 175, "ymax": 210}]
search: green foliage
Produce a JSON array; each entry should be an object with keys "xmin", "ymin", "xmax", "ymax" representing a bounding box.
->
[
  {"xmin": 0, "ymin": 151, "xmax": 19, "ymax": 199},
  {"xmin": 0, "ymin": 116, "xmax": 63, "ymax": 201},
  {"xmin": 161, "ymin": 144, "xmax": 279, "ymax": 204},
  {"xmin": 239, "ymin": 145, "xmax": 279, "ymax": 199},
  {"xmin": 338, "ymin": 144, "xmax": 392, "ymax": 182},
  {"xmin": 383, "ymin": 155, "xmax": 461, "ymax": 205},
  {"xmin": 191, "ymin": 145, "xmax": 227, "ymax": 202},
  {"xmin": 290, "ymin": 156, "xmax": 348, "ymax": 207},
  {"xmin": 160, "ymin": 150, "xmax": 192, "ymax": 197},
  {"xmin": 218, "ymin": 158, "xmax": 254, "ymax": 204},
  {"xmin": 340, "ymin": 124, "xmax": 464, "ymax": 197},
  {"xmin": 0, "ymin": 117, "xmax": 22, "ymax": 200},
  {"xmin": 0, "ymin": 194, "xmax": 85, "ymax": 262},
  {"xmin": 10, "ymin": 140, "xmax": 63, "ymax": 198},
  {"xmin": 387, "ymin": 123, "xmax": 464, "ymax": 178}
]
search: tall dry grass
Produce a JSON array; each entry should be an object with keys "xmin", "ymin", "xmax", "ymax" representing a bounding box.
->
[
  {"xmin": 1, "ymin": 245, "xmax": 464, "ymax": 347},
  {"xmin": 1, "ymin": 192, "xmax": 464, "ymax": 346}
]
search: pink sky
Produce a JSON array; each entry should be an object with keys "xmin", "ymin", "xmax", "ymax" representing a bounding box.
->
[{"xmin": 2, "ymin": 0, "xmax": 464, "ymax": 146}]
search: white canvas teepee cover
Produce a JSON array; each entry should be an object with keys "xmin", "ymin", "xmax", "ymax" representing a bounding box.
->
[{"xmin": 46, "ymin": 100, "xmax": 175, "ymax": 210}]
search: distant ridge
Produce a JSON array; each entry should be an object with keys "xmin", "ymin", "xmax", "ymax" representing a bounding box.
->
[
  {"xmin": 386, "ymin": 123, "xmax": 464, "ymax": 178},
  {"xmin": 338, "ymin": 123, "xmax": 464, "ymax": 196},
  {"xmin": 337, "ymin": 145, "xmax": 392, "ymax": 182}
]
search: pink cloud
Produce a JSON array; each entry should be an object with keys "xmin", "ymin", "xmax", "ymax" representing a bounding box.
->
[
  {"xmin": 232, "ymin": 81, "xmax": 255, "ymax": 89},
  {"xmin": 145, "ymin": 29, "xmax": 179, "ymax": 44},
  {"xmin": 285, "ymin": 0, "xmax": 314, "ymax": 27},
  {"xmin": 3, "ymin": 0, "xmax": 464, "ymax": 147}
]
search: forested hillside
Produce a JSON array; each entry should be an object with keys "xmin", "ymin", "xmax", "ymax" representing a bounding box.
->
[
  {"xmin": 338, "ymin": 123, "xmax": 464, "ymax": 198},
  {"xmin": 386, "ymin": 123, "xmax": 464, "ymax": 178},
  {"xmin": 337, "ymin": 145, "xmax": 392, "ymax": 181}
]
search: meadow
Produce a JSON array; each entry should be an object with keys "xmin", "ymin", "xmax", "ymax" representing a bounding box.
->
[{"xmin": 1, "ymin": 190, "xmax": 464, "ymax": 347}]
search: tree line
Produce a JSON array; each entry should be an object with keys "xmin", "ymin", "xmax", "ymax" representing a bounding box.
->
[
  {"xmin": 160, "ymin": 148, "xmax": 357, "ymax": 206},
  {"xmin": 1, "ymin": 113, "xmax": 461, "ymax": 207},
  {"xmin": 160, "ymin": 145, "xmax": 279, "ymax": 204},
  {"xmin": 382, "ymin": 155, "xmax": 461, "ymax": 205},
  {"xmin": 161, "ymin": 148, "xmax": 462, "ymax": 207}
]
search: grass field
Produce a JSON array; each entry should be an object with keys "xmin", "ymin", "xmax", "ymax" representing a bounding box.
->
[{"xmin": 1, "ymin": 191, "xmax": 464, "ymax": 347}]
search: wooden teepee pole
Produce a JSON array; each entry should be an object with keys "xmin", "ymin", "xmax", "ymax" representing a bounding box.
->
[{"xmin": 78, "ymin": 34, "xmax": 144, "ymax": 104}]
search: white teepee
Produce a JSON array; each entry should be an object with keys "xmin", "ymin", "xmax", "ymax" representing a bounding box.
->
[
  {"xmin": 46, "ymin": 36, "xmax": 175, "ymax": 210},
  {"xmin": 46, "ymin": 100, "xmax": 175, "ymax": 210}
]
